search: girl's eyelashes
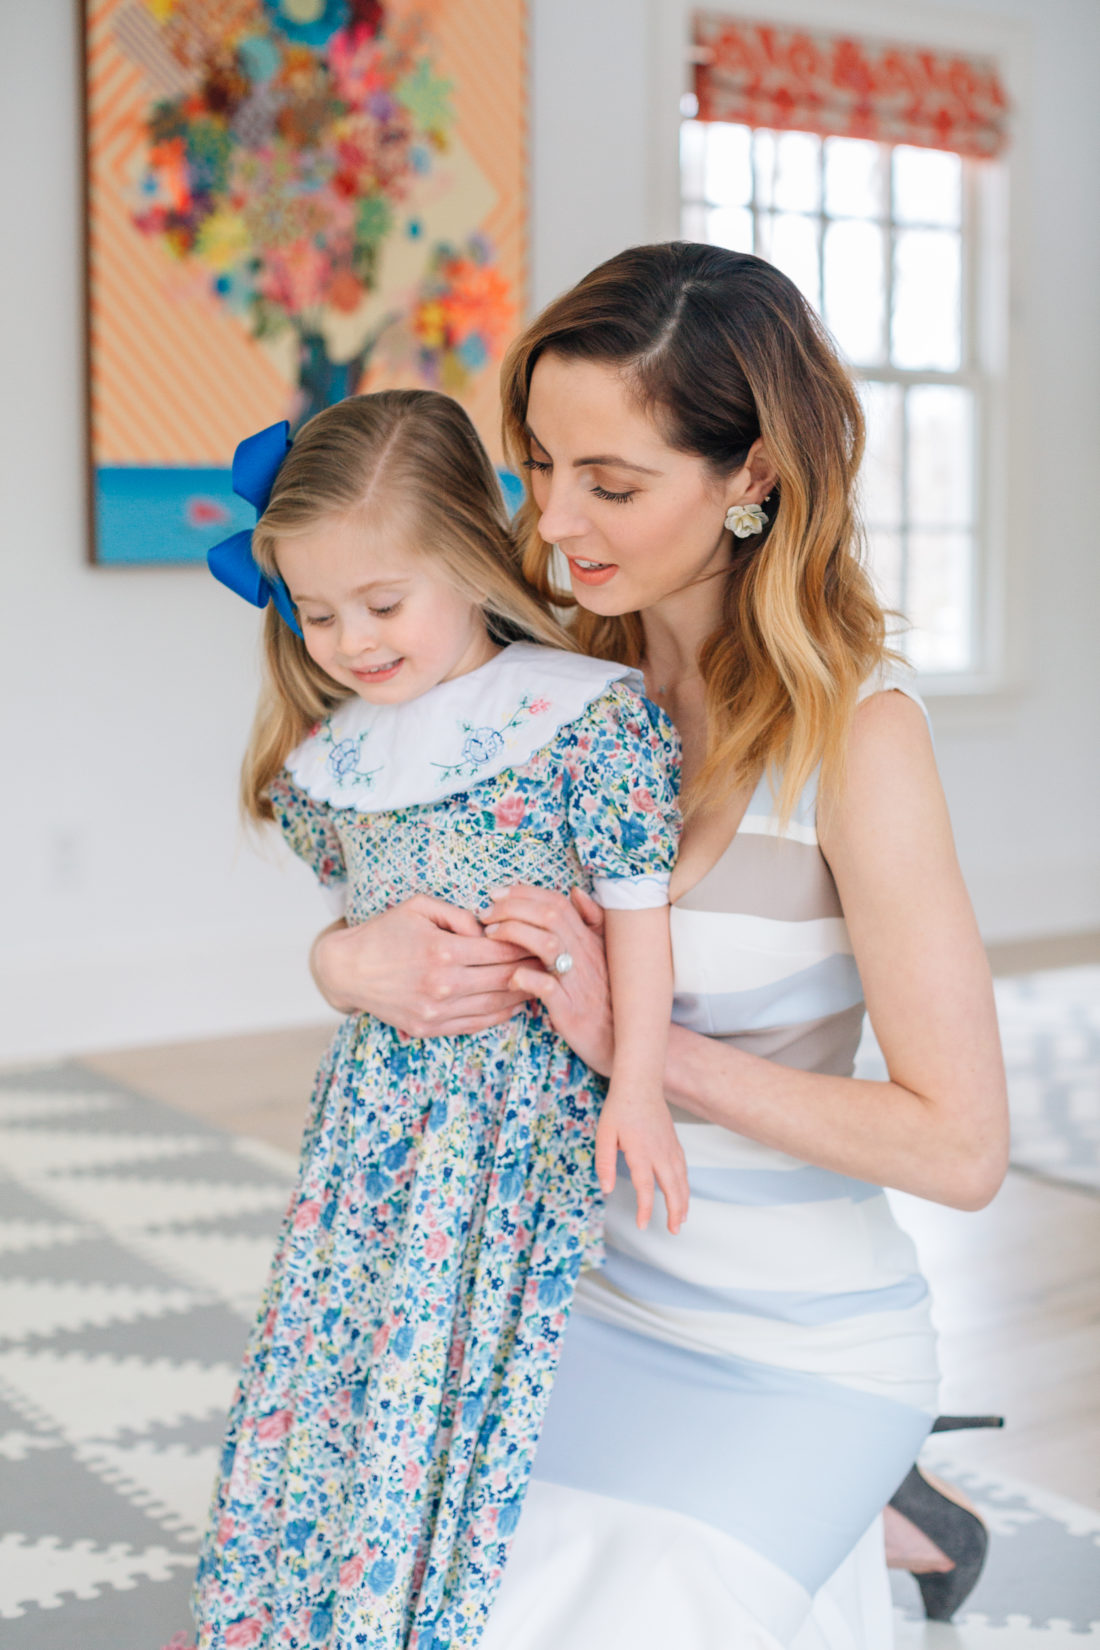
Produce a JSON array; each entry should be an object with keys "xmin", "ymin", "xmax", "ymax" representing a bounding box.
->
[
  {"xmin": 522, "ymin": 456, "xmax": 551, "ymax": 473},
  {"xmin": 302, "ymin": 601, "xmax": 401, "ymax": 626},
  {"xmin": 592, "ymin": 485, "xmax": 636, "ymax": 504}
]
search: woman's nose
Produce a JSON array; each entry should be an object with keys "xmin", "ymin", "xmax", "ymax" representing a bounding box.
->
[{"xmin": 536, "ymin": 479, "xmax": 590, "ymax": 545}]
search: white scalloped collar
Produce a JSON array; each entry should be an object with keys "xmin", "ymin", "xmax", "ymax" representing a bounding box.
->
[{"xmin": 285, "ymin": 641, "xmax": 641, "ymax": 812}]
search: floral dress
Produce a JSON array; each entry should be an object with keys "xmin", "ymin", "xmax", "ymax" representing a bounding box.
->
[{"xmin": 190, "ymin": 644, "xmax": 681, "ymax": 1650}]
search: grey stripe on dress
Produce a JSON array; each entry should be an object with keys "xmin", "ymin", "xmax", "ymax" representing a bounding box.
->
[
  {"xmin": 676, "ymin": 832, "xmax": 843, "ymax": 921},
  {"xmin": 710, "ymin": 1002, "xmax": 867, "ymax": 1076}
]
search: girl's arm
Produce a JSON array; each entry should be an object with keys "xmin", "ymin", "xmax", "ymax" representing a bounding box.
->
[
  {"xmin": 598, "ymin": 905, "xmax": 687, "ymax": 1231},
  {"xmin": 489, "ymin": 692, "xmax": 1009, "ymax": 1212}
]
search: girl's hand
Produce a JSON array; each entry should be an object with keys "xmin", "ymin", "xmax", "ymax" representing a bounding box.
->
[
  {"xmin": 595, "ymin": 1088, "xmax": 690, "ymax": 1235},
  {"xmin": 310, "ymin": 896, "xmax": 531, "ymax": 1037},
  {"xmin": 482, "ymin": 884, "xmax": 615, "ymax": 1076}
]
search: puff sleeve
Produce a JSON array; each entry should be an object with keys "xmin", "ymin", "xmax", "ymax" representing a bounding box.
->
[
  {"xmin": 562, "ymin": 683, "xmax": 681, "ymax": 909},
  {"xmin": 266, "ymin": 770, "xmax": 349, "ymax": 912}
]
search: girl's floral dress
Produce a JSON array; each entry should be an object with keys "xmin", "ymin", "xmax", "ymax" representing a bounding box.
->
[{"xmin": 190, "ymin": 644, "xmax": 680, "ymax": 1650}]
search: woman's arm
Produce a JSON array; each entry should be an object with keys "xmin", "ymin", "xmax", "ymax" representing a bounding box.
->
[
  {"xmin": 309, "ymin": 897, "xmax": 532, "ymax": 1036},
  {"xmin": 665, "ymin": 691, "xmax": 1007, "ymax": 1209},
  {"xmin": 491, "ymin": 693, "xmax": 1009, "ymax": 1212}
]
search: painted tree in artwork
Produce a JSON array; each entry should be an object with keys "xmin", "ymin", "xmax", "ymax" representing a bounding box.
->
[{"xmin": 128, "ymin": 0, "xmax": 513, "ymax": 425}]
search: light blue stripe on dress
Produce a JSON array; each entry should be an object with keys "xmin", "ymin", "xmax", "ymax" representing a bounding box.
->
[
  {"xmin": 673, "ymin": 952, "xmax": 864, "ymax": 1034},
  {"xmin": 687, "ymin": 1164, "xmax": 883, "ymax": 1206},
  {"xmin": 533, "ymin": 1313, "xmax": 932, "ymax": 1592},
  {"xmin": 740, "ymin": 769, "xmax": 819, "ymax": 830},
  {"xmin": 599, "ymin": 1248, "xmax": 930, "ymax": 1322}
]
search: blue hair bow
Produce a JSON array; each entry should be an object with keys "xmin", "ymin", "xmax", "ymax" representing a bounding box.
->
[{"xmin": 207, "ymin": 421, "xmax": 302, "ymax": 636}]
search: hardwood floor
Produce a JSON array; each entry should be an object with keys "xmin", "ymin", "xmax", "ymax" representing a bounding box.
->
[{"xmin": 83, "ymin": 1021, "xmax": 337, "ymax": 1155}]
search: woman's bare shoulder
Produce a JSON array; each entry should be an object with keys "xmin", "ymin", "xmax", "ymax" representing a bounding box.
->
[{"xmin": 818, "ymin": 686, "xmax": 947, "ymax": 873}]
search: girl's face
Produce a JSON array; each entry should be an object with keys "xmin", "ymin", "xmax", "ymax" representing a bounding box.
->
[
  {"xmin": 525, "ymin": 353, "xmax": 770, "ymax": 618},
  {"xmin": 276, "ymin": 514, "xmax": 497, "ymax": 704}
]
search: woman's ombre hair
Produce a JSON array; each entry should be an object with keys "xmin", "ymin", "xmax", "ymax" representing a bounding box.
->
[
  {"xmin": 242, "ymin": 390, "xmax": 574, "ymax": 822},
  {"xmin": 501, "ymin": 242, "xmax": 894, "ymax": 822}
]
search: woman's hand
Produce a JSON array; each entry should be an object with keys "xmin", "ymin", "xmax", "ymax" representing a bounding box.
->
[
  {"xmin": 310, "ymin": 896, "xmax": 531, "ymax": 1037},
  {"xmin": 483, "ymin": 884, "xmax": 615, "ymax": 1076}
]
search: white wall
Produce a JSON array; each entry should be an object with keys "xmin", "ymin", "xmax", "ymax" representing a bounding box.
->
[{"xmin": 1, "ymin": 0, "xmax": 1097, "ymax": 1064}]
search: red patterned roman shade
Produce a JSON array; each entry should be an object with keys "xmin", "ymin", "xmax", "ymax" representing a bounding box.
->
[{"xmin": 693, "ymin": 13, "xmax": 1009, "ymax": 159}]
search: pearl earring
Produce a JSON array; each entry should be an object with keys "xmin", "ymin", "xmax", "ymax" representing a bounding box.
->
[{"xmin": 724, "ymin": 502, "xmax": 768, "ymax": 537}]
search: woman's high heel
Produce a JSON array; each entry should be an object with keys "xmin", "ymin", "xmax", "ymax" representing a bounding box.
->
[
  {"xmin": 930, "ymin": 1413, "xmax": 1005, "ymax": 1435},
  {"xmin": 888, "ymin": 1414, "xmax": 1004, "ymax": 1621}
]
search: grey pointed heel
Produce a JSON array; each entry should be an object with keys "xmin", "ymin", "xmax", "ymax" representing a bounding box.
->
[{"xmin": 890, "ymin": 1414, "xmax": 1004, "ymax": 1622}]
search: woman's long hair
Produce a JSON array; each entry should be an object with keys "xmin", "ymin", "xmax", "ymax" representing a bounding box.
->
[
  {"xmin": 242, "ymin": 390, "xmax": 575, "ymax": 821},
  {"xmin": 501, "ymin": 242, "xmax": 893, "ymax": 822}
]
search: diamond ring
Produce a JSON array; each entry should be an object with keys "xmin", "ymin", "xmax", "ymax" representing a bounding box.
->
[{"xmin": 552, "ymin": 951, "xmax": 574, "ymax": 976}]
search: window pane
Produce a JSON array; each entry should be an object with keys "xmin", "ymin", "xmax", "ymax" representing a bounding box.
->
[
  {"xmin": 865, "ymin": 528, "xmax": 903, "ymax": 613},
  {"xmin": 758, "ymin": 212, "xmax": 820, "ymax": 308},
  {"xmin": 705, "ymin": 204, "xmax": 754, "ymax": 254},
  {"xmin": 858, "ymin": 381, "xmax": 904, "ymax": 527},
  {"xmin": 682, "ymin": 201, "xmax": 707, "ymax": 242},
  {"xmin": 823, "ymin": 220, "xmax": 885, "ymax": 365},
  {"xmin": 892, "ymin": 229, "xmax": 961, "ymax": 370},
  {"xmin": 705, "ymin": 122, "xmax": 753, "ymax": 206},
  {"xmin": 681, "ymin": 119, "xmax": 706, "ymax": 201},
  {"xmin": 824, "ymin": 137, "xmax": 885, "ymax": 219},
  {"xmin": 905, "ymin": 532, "xmax": 973, "ymax": 672},
  {"xmin": 755, "ymin": 128, "xmax": 821, "ymax": 213},
  {"xmin": 908, "ymin": 385, "xmax": 973, "ymax": 527},
  {"xmin": 893, "ymin": 145, "xmax": 961, "ymax": 227}
]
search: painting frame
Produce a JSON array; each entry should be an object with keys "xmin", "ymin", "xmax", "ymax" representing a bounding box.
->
[{"xmin": 81, "ymin": 0, "xmax": 528, "ymax": 567}]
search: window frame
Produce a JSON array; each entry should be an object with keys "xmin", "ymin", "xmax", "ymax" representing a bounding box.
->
[
  {"xmin": 680, "ymin": 122, "xmax": 989, "ymax": 678},
  {"xmin": 646, "ymin": 0, "xmax": 1029, "ymax": 712}
]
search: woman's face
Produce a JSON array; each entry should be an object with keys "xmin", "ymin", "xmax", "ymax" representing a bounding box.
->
[{"xmin": 524, "ymin": 352, "xmax": 766, "ymax": 618}]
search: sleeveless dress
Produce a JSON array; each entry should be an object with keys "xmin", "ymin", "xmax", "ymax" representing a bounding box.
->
[
  {"xmin": 481, "ymin": 675, "xmax": 941, "ymax": 1650},
  {"xmin": 189, "ymin": 645, "xmax": 680, "ymax": 1650}
]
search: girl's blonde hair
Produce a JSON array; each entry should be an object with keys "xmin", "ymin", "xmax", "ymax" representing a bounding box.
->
[
  {"xmin": 242, "ymin": 389, "xmax": 575, "ymax": 821},
  {"xmin": 501, "ymin": 242, "xmax": 894, "ymax": 823}
]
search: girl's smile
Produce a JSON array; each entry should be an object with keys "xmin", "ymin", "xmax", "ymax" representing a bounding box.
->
[{"xmin": 350, "ymin": 657, "xmax": 404, "ymax": 683}]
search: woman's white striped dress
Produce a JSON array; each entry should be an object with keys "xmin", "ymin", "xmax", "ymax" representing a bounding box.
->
[{"xmin": 481, "ymin": 677, "xmax": 940, "ymax": 1650}]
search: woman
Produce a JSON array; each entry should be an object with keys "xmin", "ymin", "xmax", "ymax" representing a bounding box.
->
[{"xmin": 308, "ymin": 244, "xmax": 1008, "ymax": 1648}]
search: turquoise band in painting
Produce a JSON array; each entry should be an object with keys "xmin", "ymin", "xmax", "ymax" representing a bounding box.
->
[{"xmin": 95, "ymin": 463, "xmax": 528, "ymax": 568}]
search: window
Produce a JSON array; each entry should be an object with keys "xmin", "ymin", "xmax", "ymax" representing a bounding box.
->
[{"xmin": 682, "ymin": 117, "xmax": 986, "ymax": 674}]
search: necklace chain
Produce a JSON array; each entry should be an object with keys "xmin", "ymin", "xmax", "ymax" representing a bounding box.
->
[{"xmin": 650, "ymin": 670, "xmax": 701, "ymax": 697}]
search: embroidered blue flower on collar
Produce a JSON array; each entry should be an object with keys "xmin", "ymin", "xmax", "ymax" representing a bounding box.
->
[
  {"xmin": 462, "ymin": 727, "xmax": 505, "ymax": 765},
  {"xmin": 207, "ymin": 421, "xmax": 302, "ymax": 636}
]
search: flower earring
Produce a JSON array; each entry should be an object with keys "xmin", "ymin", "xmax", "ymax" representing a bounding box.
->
[{"xmin": 724, "ymin": 502, "xmax": 768, "ymax": 537}]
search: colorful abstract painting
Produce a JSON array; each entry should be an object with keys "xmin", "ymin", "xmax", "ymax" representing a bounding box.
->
[{"xmin": 83, "ymin": 0, "xmax": 526, "ymax": 564}]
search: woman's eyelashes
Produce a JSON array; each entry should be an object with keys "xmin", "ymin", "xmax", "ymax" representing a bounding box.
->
[{"xmin": 523, "ymin": 455, "xmax": 635, "ymax": 504}]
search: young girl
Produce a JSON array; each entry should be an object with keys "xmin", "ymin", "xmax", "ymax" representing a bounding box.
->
[{"xmin": 192, "ymin": 390, "xmax": 686, "ymax": 1649}]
